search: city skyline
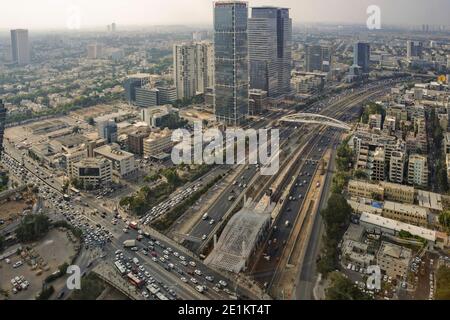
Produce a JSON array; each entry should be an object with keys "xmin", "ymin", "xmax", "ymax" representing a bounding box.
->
[{"xmin": 1, "ymin": 0, "xmax": 450, "ymax": 30}]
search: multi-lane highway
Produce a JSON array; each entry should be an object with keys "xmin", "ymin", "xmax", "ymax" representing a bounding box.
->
[{"xmin": 1, "ymin": 144, "xmax": 251, "ymax": 300}]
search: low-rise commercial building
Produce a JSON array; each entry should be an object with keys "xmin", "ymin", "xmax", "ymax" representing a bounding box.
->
[
  {"xmin": 143, "ymin": 128, "xmax": 173, "ymax": 158},
  {"xmin": 376, "ymin": 241, "xmax": 412, "ymax": 279},
  {"xmin": 70, "ymin": 157, "xmax": 112, "ymax": 188},
  {"xmin": 381, "ymin": 181, "xmax": 414, "ymax": 204},
  {"xmin": 348, "ymin": 180, "xmax": 384, "ymax": 200},
  {"xmin": 93, "ymin": 144, "xmax": 137, "ymax": 178},
  {"xmin": 127, "ymin": 128, "xmax": 151, "ymax": 155},
  {"xmin": 382, "ymin": 201, "xmax": 429, "ymax": 226},
  {"xmin": 347, "ymin": 180, "xmax": 414, "ymax": 204}
]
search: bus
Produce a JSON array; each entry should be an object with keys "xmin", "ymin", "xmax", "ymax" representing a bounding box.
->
[{"xmin": 114, "ymin": 261, "xmax": 126, "ymax": 276}]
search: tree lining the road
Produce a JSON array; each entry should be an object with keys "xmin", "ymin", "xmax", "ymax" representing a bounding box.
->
[{"xmin": 317, "ymin": 193, "xmax": 352, "ymax": 276}]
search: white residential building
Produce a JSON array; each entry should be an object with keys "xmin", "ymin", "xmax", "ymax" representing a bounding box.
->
[{"xmin": 407, "ymin": 154, "xmax": 428, "ymax": 187}]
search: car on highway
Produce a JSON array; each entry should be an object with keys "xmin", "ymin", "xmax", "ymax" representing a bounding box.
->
[{"xmin": 190, "ymin": 278, "xmax": 198, "ymax": 284}]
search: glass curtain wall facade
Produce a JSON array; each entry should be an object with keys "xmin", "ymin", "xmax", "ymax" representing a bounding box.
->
[{"xmin": 214, "ymin": 1, "xmax": 249, "ymax": 126}]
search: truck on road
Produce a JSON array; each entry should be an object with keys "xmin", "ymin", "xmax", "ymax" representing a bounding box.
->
[{"xmin": 123, "ymin": 239, "xmax": 137, "ymax": 248}]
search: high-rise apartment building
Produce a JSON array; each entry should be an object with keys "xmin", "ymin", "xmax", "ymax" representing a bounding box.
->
[
  {"xmin": 304, "ymin": 45, "xmax": 331, "ymax": 72},
  {"xmin": 353, "ymin": 42, "xmax": 370, "ymax": 73},
  {"xmin": 173, "ymin": 42, "xmax": 214, "ymax": 100},
  {"xmin": 407, "ymin": 154, "xmax": 428, "ymax": 187},
  {"xmin": 174, "ymin": 44, "xmax": 197, "ymax": 100},
  {"xmin": 10, "ymin": 29, "xmax": 30, "ymax": 65},
  {"xmin": 389, "ymin": 151, "xmax": 405, "ymax": 184},
  {"xmin": 214, "ymin": 1, "xmax": 249, "ymax": 126},
  {"xmin": 196, "ymin": 42, "xmax": 215, "ymax": 94},
  {"xmin": 370, "ymin": 147, "xmax": 385, "ymax": 181}
]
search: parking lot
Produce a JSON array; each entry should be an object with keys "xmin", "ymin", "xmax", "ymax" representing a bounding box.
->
[{"xmin": 0, "ymin": 229, "xmax": 77, "ymax": 299}]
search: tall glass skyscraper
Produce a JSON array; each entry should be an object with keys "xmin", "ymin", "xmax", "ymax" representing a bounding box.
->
[
  {"xmin": 353, "ymin": 42, "xmax": 370, "ymax": 73},
  {"xmin": 248, "ymin": 7, "xmax": 291, "ymax": 98},
  {"xmin": 214, "ymin": 1, "xmax": 249, "ymax": 126},
  {"xmin": 276, "ymin": 8, "xmax": 292, "ymax": 95}
]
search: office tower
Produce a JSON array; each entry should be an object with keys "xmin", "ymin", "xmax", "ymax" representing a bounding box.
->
[
  {"xmin": 135, "ymin": 87, "xmax": 159, "ymax": 108},
  {"xmin": 123, "ymin": 74, "xmax": 151, "ymax": 103},
  {"xmin": 248, "ymin": 7, "xmax": 292, "ymax": 98},
  {"xmin": 111, "ymin": 23, "xmax": 116, "ymax": 32},
  {"xmin": 0, "ymin": 100, "xmax": 5, "ymax": 157},
  {"xmin": 353, "ymin": 42, "xmax": 370, "ymax": 73},
  {"xmin": 156, "ymin": 85, "xmax": 177, "ymax": 105},
  {"xmin": 10, "ymin": 29, "xmax": 30, "ymax": 65},
  {"xmin": 248, "ymin": 7, "xmax": 278, "ymax": 97},
  {"xmin": 214, "ymin": 1, "xmax": 249, "ymax": 126},
  {"xmin": 304, "ymin": 45, "xmax": 331, "ymax": 72},
  {"xmin": 406, "ymin": 40, "xmax": 423, "ymax": 59},
  {"xmin": 98, "ymin": 120, "xmax": 118, "ymax": 143},
  {"xmin": 275, "ymin": 8, "xmax": 292, "ymax": 95}
]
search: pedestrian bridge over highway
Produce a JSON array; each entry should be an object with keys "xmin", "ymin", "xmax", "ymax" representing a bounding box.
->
[{"xmin": 280, "ymin": 113, "xmax": 351, "ymax": 130}]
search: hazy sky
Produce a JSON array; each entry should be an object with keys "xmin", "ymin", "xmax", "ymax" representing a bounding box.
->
[{"xmin": 1, "ymin": 0, "xmax": 449, "ymax": 30}]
